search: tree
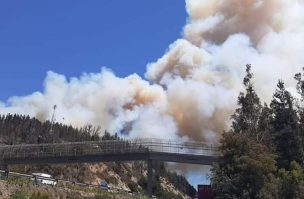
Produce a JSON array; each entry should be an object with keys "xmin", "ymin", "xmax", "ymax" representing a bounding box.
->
[
  {"xmin": 294, "ymin": 68, "xmax": 304, "ymax": 98},
  {"xmin": 270, "ymin": 80, "xmax": 303, "ymax": 168},
  {"xmin": 294, "ymin": 69, "xmax": 304, "ymax": 167},
  {"xmin": 231, "ymin": 64, "xmax": 264, "ymax": 142},
  {"xmin": 257, "ymin": 104, "xmax": 273, "ymax": 147},
  {"xmin": 276, "ymin": 161, "xmax": 304, "ymax": 199},
  {"xmin": 211, "ymin": 133, "xmax": 277, "ymax": 199}
]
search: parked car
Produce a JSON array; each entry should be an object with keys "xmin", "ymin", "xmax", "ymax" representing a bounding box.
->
[
  {"xmin": 31, "ymin": 173, "xmax": 57, "ymax": 186},
  {"xmin": 100, "ymin": 180, "xmax": 109, "ymax": 191}
]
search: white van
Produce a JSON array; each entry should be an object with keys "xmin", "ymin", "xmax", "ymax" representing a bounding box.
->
[{"xmin": 31, "ymin": 173, "xmax": 57, "ymax": 186}]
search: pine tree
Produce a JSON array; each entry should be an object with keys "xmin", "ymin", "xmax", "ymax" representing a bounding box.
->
[
  {"xmin": 294, "ymin": 69, "xmax": 304, "ymax": 166},
  {"xmin": 257, "ymin": 104, "xmax": 273, "ymax": 147},
  {"xmin": 270, "ymin": 80, "xmax": 303, "ymax": 168}
]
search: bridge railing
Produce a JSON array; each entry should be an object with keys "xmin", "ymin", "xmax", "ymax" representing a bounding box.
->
[
  {"xmin": 135, "ymin": 139, "xmax": 220, "ymax": 156},
  {"xmin": 0, "ymin": 139, "xmax": 220, "ymax": 160}
]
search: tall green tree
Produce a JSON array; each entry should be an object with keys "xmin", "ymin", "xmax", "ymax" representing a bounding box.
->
[
  {"xmin": 231, "ymin": 64, "xmax": 264, "ymax": 142},
  {"xmin": 270, "ymin": 80, "xmax": 303, "ymax": 168},
  {"xmin": 257, "ymin": 104, "xmax": 274, "ymax": 147},
  {"xmin": 294, "ymin": 69, "xmax": 304, "ymax": 166},
  {"xmin": 211, "ymin": 133, "xmax": 277, "ymax": 199}
]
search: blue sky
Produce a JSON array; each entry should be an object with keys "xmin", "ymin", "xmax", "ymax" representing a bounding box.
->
[{"xmin": 0, "ymin": 0, "xmax": 187, "ymax": 101}]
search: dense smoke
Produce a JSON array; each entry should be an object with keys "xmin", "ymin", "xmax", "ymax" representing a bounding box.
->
[{"xmin": 1, "ymin": 0, "xmax": 304, "ymax": 143}]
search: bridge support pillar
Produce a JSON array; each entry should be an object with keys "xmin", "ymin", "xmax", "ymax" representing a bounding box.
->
[{"xmin": 147, "ymin": 159, "xmax": 153, "ymax": 198}]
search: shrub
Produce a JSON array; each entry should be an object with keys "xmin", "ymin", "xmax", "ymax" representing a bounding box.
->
[
  {"xmin": 10, "ymin": 192, "xmax": 28, "ymax": 199},
  {"xmin": 127, "ymin": 181, "xmax": 138, "ymax": 193},
  {"xmin": 29, "ymin": 192, "xmax": 50, "ymax": 199}
]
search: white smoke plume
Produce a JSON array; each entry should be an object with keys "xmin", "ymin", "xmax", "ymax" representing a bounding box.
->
[{"xmin": 1, "ymin": 0, "xmax": 304, "ymax": 143}]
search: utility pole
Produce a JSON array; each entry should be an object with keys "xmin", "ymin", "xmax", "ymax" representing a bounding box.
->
[
  {"xmin": 50, "ymin": 105, "xmax": 57, "ymax": 143},
  {"xmin": 51, "ymin": 105, "xmax": 57, "ymax": 124}
]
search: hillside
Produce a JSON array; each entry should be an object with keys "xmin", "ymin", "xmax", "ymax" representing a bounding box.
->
[
  {"xmin": 0, "ymin": 114, "xmax": 196, "ymax": 199},
  {"xmin": 0, "ymin": 179, "xmax": 148, "ymax": 199}
]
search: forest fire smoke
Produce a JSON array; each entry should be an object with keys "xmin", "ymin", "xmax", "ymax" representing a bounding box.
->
[{"xmin": 1, "ymin": 0, "xmax": 304, "ymax": 143}]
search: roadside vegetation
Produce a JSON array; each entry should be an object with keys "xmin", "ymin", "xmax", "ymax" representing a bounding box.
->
[{"xmin": 7, "ymin": 188, "xmax": 149, "ymax": 199}]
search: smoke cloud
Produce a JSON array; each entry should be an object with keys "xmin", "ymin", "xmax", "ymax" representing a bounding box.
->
[{"xmin": 1, "ymin": 0, "xmax": 304, "ymax": 143}]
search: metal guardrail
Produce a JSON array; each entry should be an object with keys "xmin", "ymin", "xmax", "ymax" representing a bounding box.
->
[
  {"xmin": 0, "ymin": 170, "xmax": 110, "ymax": 190},
  {"xmin": 0, "ymin": 169, "xmax": 93, "ymax": 187},
  {"xmin": 0, "ymin": 139, "xmax": 220, "ymax": 160},
  {"xmin": 0, "ymin": 169, "xmax": 147, "ymax": 196}
]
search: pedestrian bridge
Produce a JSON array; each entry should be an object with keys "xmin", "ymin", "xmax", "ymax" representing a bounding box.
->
[
  {"xmin": 0, "ymin": 139, "xmax": 221, "ymax": 197},
  {"xmin": 0, "ymin": 139, "xmax": 220, "ymax": 166}
]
